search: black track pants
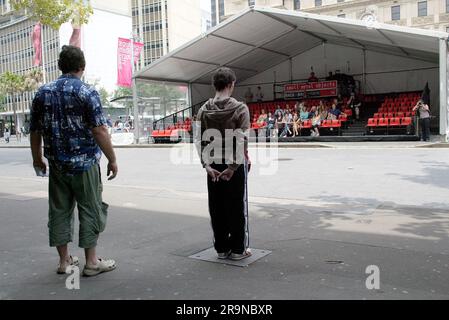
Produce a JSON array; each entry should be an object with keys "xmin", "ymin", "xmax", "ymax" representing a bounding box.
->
[{"xmin": 207, "ymin": 163, "xmax": 249, "ymax": 254}]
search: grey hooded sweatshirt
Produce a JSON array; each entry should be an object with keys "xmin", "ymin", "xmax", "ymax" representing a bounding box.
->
[{"xmin": 195, "ymin": 96, "xmax": 250, "ymax": 171}]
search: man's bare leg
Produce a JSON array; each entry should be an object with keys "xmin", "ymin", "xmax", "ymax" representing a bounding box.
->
[
  {"xmin": 57, "ymin": 245, "xmax": 69, "ymax": 263},
  {"xmin": 85, "ymin": 247, "xmax": 97, "ymax": 266}
]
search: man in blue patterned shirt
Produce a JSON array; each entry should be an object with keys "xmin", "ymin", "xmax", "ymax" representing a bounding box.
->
[{"xmin": 30, "ymin": 45, "xmax": 118, "ymax": 277}]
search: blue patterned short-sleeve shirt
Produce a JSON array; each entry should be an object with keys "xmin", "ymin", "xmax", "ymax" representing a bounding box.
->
[{"xmin": 30, "ymin": 74, "xmax": 107, "ymax": 175}]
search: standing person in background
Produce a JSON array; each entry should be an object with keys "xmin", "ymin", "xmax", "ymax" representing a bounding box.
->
[
  {"xmin": 413, "ymin": 99, "xmax": 431, "ymax": 142},
  {"xmin": 16, "ymin": 126, "xmax": 22, "ymax": 142},
  {"xmin": 30, "ymin": 45, "xmax": 118, "ymax": 277},
  {"xmin": 308, "ymin": 72, "xmax": 318, "ymax": 82},
  {"xmin": 195, "ymin": 67, "xmax": 252, "ymax": 261},
  {"xmin": 255, "ymin": 86, "xmax": 264, "ymax": 102},
  {"xmin": 244, "ymin": 87, "xmax": 254, "ymax": 104},
  {"xmin": 4, "ymin": 127, "xmax": 10, "ymax": 143}
]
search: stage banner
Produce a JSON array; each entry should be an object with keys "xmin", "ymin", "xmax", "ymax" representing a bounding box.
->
[
  {"xmin": 117, "ymin": 37, "xmax": 144, "ymax": 87},
  {"xmin": 284, "ymin": 80, "xmax": 338, "ymax": 99}
]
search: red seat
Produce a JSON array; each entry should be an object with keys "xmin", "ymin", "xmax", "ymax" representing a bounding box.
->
[
  {"xmin": 373, "ymin": 113, "xmax": 380, "ymax": 118},
  {"xmin": 151, "ymin": 130, "xmax": 161, "ymax": 137},
  {"xmin": 331, "ymin": 120, "xmax": 341, "ymax": 128},
  {"xmin": 320, "ymin": 120, "xmax": 331, "ymax": 128},
  {"xmin": 302, "ymin": 120, "xmax": 312, "ymax": 128},
  {"xmin": 367, "ymin": 118, "xmax": 377, "ymax": 127},
  {"xmin": 378, "ymin": 118, "xmax": 389, "ymax": 127},
  {"xmin": 401, "ymin": 117, "xmax": 412, "ymax": 126},
  {"xmin": 389, "ymin": 118, "xmax": 401, "ymax": 127},
  {"xmin": 397, "ymin": 112, "xmax": 404, "ymax": 118}
]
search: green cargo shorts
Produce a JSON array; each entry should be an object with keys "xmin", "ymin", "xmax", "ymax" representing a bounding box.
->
[{"xmin": 48, "ymin": 164, "xmax": 109, "ymax": 249}]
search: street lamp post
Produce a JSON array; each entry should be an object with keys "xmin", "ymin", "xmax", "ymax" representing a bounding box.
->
[{"xmin": 131, "ymin": 30, "xmax": 140, "ymax": 144}]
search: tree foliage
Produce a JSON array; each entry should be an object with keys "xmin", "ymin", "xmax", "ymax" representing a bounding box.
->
[{"xmin": 10, "ymin": 0, "xmax": 93, "ymax": 29}]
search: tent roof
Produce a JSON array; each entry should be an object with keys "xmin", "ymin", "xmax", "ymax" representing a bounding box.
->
[{"xmin": 135, "ymin": 6, "xmax": 448, "ymax": 85}]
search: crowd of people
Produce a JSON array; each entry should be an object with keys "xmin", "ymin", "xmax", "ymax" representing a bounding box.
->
[{"xmin": 253, "ymin": 95, "xmax": 360, "ymax": 137}]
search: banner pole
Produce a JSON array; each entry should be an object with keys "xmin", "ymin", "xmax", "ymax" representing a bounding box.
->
[{"xmin": 131, "ymin": 35, "xmax": 140, "ymax": 144}]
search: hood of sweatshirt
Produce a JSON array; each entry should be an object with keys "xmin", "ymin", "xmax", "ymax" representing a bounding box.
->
[{"xmin": 201, "ymin": 96, "xmax": 244, "ymax": 122}]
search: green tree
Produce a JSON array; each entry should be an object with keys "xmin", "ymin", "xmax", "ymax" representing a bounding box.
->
[
  {"xmin": 0, "ymin": 69, "xmax": 43, "ymax": 131},
  {"xmin": 0, "ymin": 72, "xmax": 26, "ymax": 131},
  {"xmin": 98, "ymin": 87, "xmax": 111, "ymax": 108},
  {"xmin": 10, "ymin": 0, "xmax": 93, "ymax": 30},
  {"xmin": 0, "ymin": 92, "xmax": 6, "ymax": 112},
  {"xmin": 112, "ymin": 86, "xmax": 133, "ymax": 112}
]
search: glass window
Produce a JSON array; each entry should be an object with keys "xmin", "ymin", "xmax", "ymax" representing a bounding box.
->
[
  {"xmin": 218, "ymin": 0, "xmax": 224, "ymax": 18},
  {"xmin": 391, "ymin": 5, "xmax": 400, "ymax": 21},
  {"xmin": 337, "ymin": 0, "xmax": 345, "ymax": 2},
  {"xmin": 418, "ymin": 1, "xmax": 427, "ymax": 17},
  {"xmin": 446, "ymin": 0, "xmax": 449, "ymax": 13},
  {"xmin": 294, "ymin": 0, "xmax": 300, "ymax": 10},
  {"xmin": 248, "ymin": 0, "xmax": 255, "ymax": 6},
  {"xmin": 315, "ymin": 0, "xmax": 322, "ymax": 7},
  {"xmin": 337, "ymin": 14, "xmax": 346, "ymax": 18}
]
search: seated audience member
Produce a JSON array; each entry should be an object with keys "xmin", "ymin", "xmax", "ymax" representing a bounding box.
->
[
  {"xmin": 299, "ymin": 105, "xmax": 309, "ymax": 121},
  {"xmin": 329, "ymin": 103, "xmax": 342, "ymax": 118},
  {"xmin": 275, "ymin": 113, "xmax": 284, "ymax": 137},
  {"xmin": 257, "ymin": 109, "xmax": 268, "ymax": 126},
  {"xmin": 320, "ymin": 108, "xmax": 328, "ymax": 122},
  {"xmin": 292, "ymin": 111, "xmax": 301, "ymax": 136},
  {"xmin": 318, "ymin": 100, "xmax": 325, "ymax": 112},
  {"xmin": 326, "ymin": 72, "xmax": 334, "ymax": 81},
  {"xmin": 308, "ymin": 106, "xmax": 317, "ymax": 119},
  {"xmin": 274, "ymin": 105, "xmax": 284, "ymax": 118},
  {"xmin": 310, "ymin": 110, "xmax": 321, "ymax": 137},
  {"xmin": 280, "ymin": 111, "xmax": 293, "ymax": 137},
  {"xmin": 266, "ymin": 112, "xmax": 276, "ymax": 137},
  {"xmin": 294, "ymin": 101, "xmax": 301, "ymax": 113},
  {"xmin": 308, "ymin": 72, "xmax": 318, "ymax": 82}
]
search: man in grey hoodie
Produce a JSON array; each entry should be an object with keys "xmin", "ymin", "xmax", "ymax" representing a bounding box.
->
[{"xmin": 195, "ymin": 67, "xmax": 252, "ymax": 261}]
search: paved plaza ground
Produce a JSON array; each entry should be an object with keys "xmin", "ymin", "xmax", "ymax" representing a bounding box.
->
[{"xmin": 1, "ymin": 144, "xmax": 449, "ymax": 300}]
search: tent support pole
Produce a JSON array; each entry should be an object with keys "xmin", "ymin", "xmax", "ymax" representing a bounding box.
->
[
  {"xmin": 362, "ymin": 49, "xmax": 366, "ymax": 95},
  {"xmin": 188, "ymin": 83, "xmax": 194, "ymax": 116},
  {"xmin": 439, "ymin": 39, "xmax": 448, "ymax": 141},
  {"xmin": 132, "ymin": 77, "xmax": 140, "ymax": 144},
  {"xmin": 289, "ymin": 58, "xmax": 293, "ymax": 82}
]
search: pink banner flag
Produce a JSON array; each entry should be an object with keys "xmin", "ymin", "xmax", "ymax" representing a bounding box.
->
[
  {"xmin": 69, "ymin": 26, "xmax": 81, "ymax": 48},
  {"xmin": 32, "ymin": 23, "xmax": 42, "ymax": 66},
  {"xmin": 117, "ymin": 37, "xmax": 144, "ymax": 87}
]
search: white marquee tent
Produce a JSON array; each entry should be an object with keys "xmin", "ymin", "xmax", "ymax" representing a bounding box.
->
[{"xmin": 134, "ymin": 6, "xmax": 449, "ymax": 139}]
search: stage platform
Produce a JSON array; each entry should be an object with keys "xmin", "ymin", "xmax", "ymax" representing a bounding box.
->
[{"xmin": 250, "ymin": 135, "xmax": 420, "ymax": 143}]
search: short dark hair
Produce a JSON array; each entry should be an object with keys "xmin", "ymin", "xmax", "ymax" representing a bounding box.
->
[
  {"xmin": 58, "ymin": 45, "xmax": 86, "ymax": 74},
  {"xmin": 212, "ymin": 67, "xmax": 236, "ymax": 91}
]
